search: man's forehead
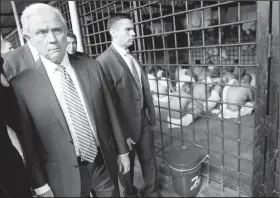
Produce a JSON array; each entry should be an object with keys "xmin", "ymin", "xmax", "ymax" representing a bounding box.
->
[
  {"xmin": 67, "ymin": 37, "xmax": 76, "ymax": 42},
  {"xmin": 29, "ymin": 12, "xmax": 63, "ymax": 25},
  {"xmin": 114, "ymin": 19, "xmax": 133, "ymax": 28}
]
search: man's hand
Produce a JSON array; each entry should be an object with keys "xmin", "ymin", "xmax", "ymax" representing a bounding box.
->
[
  {"xmin": 118, "ymin": 154, "xmax": 130, "ymax": 174},
  {"xmin": 38, "ymin": 189, "xmax": 55, "ymax": 197},
  {"xmin": 126, "ymin": 137, "xmax": 135, "ymax": 151},
  {"xmin": 0, "ymin": 73, "xmax": 9, "ymax": 87}
]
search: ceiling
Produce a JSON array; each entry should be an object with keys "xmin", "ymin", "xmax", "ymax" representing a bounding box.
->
[{"xmin": 0, "ymin": 1, "xmax": 50, "ymax": 38}]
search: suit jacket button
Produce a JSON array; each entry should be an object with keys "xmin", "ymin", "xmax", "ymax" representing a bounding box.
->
[{"xmin": 73, "ymin": 164, "xmax": 78, "ymax": 168}]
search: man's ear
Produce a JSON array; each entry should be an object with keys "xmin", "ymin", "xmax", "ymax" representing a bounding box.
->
[{"xmin": 109, "ymin": 29, "xmax": 116, "ymax": 38}]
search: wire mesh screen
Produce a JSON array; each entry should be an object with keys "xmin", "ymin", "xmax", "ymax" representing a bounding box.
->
[
  {"xmin": 76, "ymin": 1, "xmax": 260, "ymax": 196},
  {"xmin": 53, "ymin": 1, "xmax": 72, "ymax": 31},
  {"xmin": 5, "ymin": 31, "xmax": 21, "ymax": 49}
]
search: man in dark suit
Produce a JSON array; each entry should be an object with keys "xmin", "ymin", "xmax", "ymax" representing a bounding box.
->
[
  {"xmin": 97, "ymin": 13, "xmax": 159, "ymax": 197},
  {"xmin": 0, "ymin": 56, "xmax": 32, "ymax": 197},
  {"xmin": 10, "ymin": 3, "xmax": 130, "ymax": 197},
  {"xmin": 2, "ymin": 42, "xmax": 38, "ymax": 81},
  {"xmin": 66, "ymin": 32, "xmax": 90, "ymax": 58}
]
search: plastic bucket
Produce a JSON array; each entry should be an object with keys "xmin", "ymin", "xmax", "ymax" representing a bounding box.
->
[{"xmin": 167, "ymin": 146, "xmax": 208, "ymax": 197}]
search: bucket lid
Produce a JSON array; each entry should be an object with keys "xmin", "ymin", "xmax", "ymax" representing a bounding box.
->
[{"xmin": 167, "ymin": 146, "xmax": 201, "ymax": 170}]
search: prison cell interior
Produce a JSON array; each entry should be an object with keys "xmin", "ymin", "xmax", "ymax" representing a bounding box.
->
[
  {"xmin": 75, "ymin": 1, "xmax": 261, "ymax": 196},
  {"xmin": 2, "ymin": 1, "xmax": 279, "ymax": 197}
]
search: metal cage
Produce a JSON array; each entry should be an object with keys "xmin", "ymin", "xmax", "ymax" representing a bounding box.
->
[{"xmin": 76, "ymin": 1, "xmax": 279, "ymax": 197}]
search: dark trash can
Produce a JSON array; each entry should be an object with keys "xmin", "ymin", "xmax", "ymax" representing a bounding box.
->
[{"xmin": 167, "ymin": 146, "xmax": 205, "ymax": 197}]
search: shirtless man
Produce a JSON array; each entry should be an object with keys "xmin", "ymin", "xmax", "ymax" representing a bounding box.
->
[
  {"xmin": 217, "ymin": 73, "xmax": 255, "ymax": 119},
  {"xmin": 158, "ymin": 83, "xmax": 204, "ymax": 119},
  {"xmin": 167, "ymin": 63, "xmax": 222, "ymax": 127}
]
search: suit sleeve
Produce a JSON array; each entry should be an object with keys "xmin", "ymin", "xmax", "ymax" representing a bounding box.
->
[
  {"xmin": 10, "ymin": 84, "xmax": 48, "ymax": 189},
  {"xmin": 2, "ymin": 55, "xmax": 14, "ymax": 81},
  {"xmin": 97, "ymin": 62, "xmax": 129, "ymax": 155}
]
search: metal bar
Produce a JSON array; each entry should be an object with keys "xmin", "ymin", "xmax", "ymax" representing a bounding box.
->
[
  {"xmin": 0, "ymin": 25, "xmax": 17, "ymax": 29},
  {"xmin": 11, "ymin": 1, "xmax": 24, "ymax": 46},
  {"xmin": 0, "ymin": 13, "xmax": 21, "ymax": 16},
  {"xmin": 252, "ymin": 1, "xmax": 271, "ymax": 197},
  {"xmin": 133, "ymin": 1, "xmax": 143, "ymax": 63},
  {"xmin": 68, "ymin": 1, "xmax": 84, "ymax": 52},
  {"xmin": 264, "ymin": 0, "xmax": 280, "ymax": 196}
]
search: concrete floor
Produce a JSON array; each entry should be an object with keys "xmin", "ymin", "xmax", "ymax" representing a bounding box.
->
[
  {"xmin": 121, "ymin": 156, "xmax": 249, "ymax": 197},
  {"xmin": 147, "ymin": 106, "xmax": 255, "ymax": 197}
]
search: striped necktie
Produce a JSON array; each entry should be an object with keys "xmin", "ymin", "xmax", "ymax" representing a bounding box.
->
[{"xmin": 56, "ymin": 65, "xmax": 97, "ymax": 162}]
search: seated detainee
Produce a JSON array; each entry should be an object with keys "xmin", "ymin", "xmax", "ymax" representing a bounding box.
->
[
  {"xmin": 191, "ymin": 63, "xmax": 222, "ymax": 112},
  {"xmin": 167, "ymin": 63, "xmax": 223, "ymax": 128},
  {"xmin": 216, "ymin": 73, "xmax": 255, "ymax": 119},
  {"xmin": 157, "ymin": 83, "xmax": 204, "ymax": 119},
  {"xmin": 150, "ymin": 67, "xmax": 175, "ymax": 102},
  {"xmin": 147, "ymin": 67, "xmax": 158, "ymax": 93},
  {"xmin": 167, "ymin": 85, "xmax": 222, "ymax": 128},
  {"xmin": 175, "ymin": 65, "xmax": 195, "ymax": 92}
]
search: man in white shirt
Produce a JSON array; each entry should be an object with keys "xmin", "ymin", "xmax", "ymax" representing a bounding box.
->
[{"xmin": 10, "ymin": 3, "xmax": 130, "ymax": 197}]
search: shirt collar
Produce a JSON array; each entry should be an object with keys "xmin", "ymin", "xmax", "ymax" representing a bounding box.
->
[
  {"xmin": 27, "ymin": 42, "xmax": 40, "ymax": 62},
  {"xmin": 112, "ymin": 42, "xmax": 129, "ymax": 57},
  {"xmin": 40, "ymin": 52, "xmax": 70, "ymax": 74}
]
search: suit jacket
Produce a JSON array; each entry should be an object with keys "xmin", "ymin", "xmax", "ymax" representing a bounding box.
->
[
  {"xmin": 0, "ymin": 58, "xmax": 32, "ymax": 197},
  {"xmin": 73, "ymin": 51, "xmax": 90, "ymax": 59},
  {"xmin": 10, "ymin": 55, "xmax": 129, "ymax": 197},
  {"xmin": 3, "ymin": 44, "xmax": 36, "ymax": 81},
  {"xmin": 97, "ymin": 45, "xmax": 156, "ymax": 142}
]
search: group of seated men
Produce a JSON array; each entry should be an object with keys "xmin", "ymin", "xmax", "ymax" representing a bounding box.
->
[{"xmin": 148, "ymin": 60, "xmax": 255, "ymax": 128}]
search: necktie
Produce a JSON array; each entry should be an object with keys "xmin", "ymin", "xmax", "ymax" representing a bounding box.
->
[
  {"xmin": 126, "ymin": 52, "xmax": 141, "ymax": 88},
  {"xmin": 126, "ymin": 52, "xmax": 144, "ymax": 109},
  {"xmin": 56, "ymin": 65, "xmax": 97, "ymax": 162}
]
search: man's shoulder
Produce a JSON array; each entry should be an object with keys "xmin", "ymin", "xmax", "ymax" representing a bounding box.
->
[
  {"xmin": 96, "ymin": 47, "xmax": 113, "ymax": 63},
  {"xmin": 69, "ymin": 54, "xmax": 98, "ymax": 65},
  {"xmin": 10, "ymin": 68, "xmax": 34, "ymax": 86},
  {"xmin": 3, "ymin": 45, "xmax": 26, "ymax": 60},
  {"xmin": 75, "ymin": 51, "xmax": 90, "ymax": 58}
]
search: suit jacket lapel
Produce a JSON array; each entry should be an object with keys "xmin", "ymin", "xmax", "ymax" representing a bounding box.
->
[
  {"xmin": 21, "ymin": 44, "xmax": 36, "ymax": 68},
  {"xmin": 109, "ymin": 45, "xmax": 142, "ymax": 92},
  {"xmin": 35, "ymin": 59, "xmax": 70, "ymax": 134},
  {"xmin": 69, "ymin": 56, "xmax": 98, "ymax": 135}
]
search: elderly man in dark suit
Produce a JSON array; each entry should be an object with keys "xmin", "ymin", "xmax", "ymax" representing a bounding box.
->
[
  {"xmin": 97, "ymin": 13, "xmax": 159, "ymax": 197},
  {"xmin": 0, "ymin": 56, "xmax": 32, "ymax": 197},
  {"xmin": 10, "ymin": 3, "xmax": 130, "ymax": 197}
]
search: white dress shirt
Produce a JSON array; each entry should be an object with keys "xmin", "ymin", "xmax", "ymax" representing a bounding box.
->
[
  {"xmin": 112, "ymin": 42, "xmax": 142, "ymax": 87},
  {"xmin": 27, "ymin": 42, "xmax": 40, "ymax": 62},
  {"xmin": 34, "ymin": 53, "xmax": 98, "ymax": 195}
]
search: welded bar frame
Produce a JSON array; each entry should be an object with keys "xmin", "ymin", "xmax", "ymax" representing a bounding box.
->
[
  {"xmin": 252, "ymin": 1, "xmax": 271, "ymax": 197},
  {"xmin": 264, "ymin": 0, "xmax": 280, "ymax": 197},
  {"xmin": 74, "ymin": 1, "xmax": 264, "ymax": 196}
]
